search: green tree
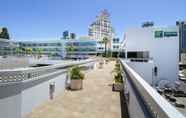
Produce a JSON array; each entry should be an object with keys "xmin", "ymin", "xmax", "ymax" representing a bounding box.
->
[
  {"xmin": 66, "ymin": 45, "xmax": 75, "ymax": 52},
  {"xmin": 35, "ymin": 48, "xmax": 43, "ymax": 58},
  {"xmin": 15, "ymin": 47, "xmax": 23, "ymax": 56},
  {"xmin": 48, "ymin": 52, "xmax": 53, "ymax": 57},
  {"xmin": 63, "ymin": 30, "xmax": 69, "ymax": 39},
  {"xmin": 70, "ymin": 33, "xmax": 76, "ymax": 39},
  {"xmin": 0, "ymin": 27, "xmax": 10, "ymax": 39},
  {"xmin": 25, "ymin": 48, "xmax": 32, "ymax": 55},
  {"xmin": 103, "ymin": 37, "xmax": 109, "ymax": 57}
]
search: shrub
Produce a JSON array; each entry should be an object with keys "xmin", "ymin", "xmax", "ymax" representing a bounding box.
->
[
  {"xmin": 112, "ymin": 61, "xmax": 123, "ymax": 83},
  {"xmin": 70, "ymin": 66, "xmax": 84, "ymax": 80}
]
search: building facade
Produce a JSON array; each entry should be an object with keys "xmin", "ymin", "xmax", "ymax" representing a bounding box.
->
[
  {"xmin": 111, "ymin": 38, "xmax": 120, "ymax": 55},
  {"xmin": 64, "ymin": 39, "xmax": 97, "ymax": 59},
  {"xmin": 88, "ymin": 10, "xmax": 115, "ymax": 52},
  {"xmin": 88, "ymin": 10, "xmax": 114, "ymax": 41},
  {"xmin": 0, "ymin": 38, "xmax": 18, "ymax": 56},
  {"xmin": 15, "ymin": 38, "xmax": 97, "ymax": 59},
  {"xmin": 176, "ymin": 21, "xmax": 186, "ymax": 62},
  {"xmin": 176, "ymin": 21, "xmax": 186, "ymax": 52},
  {"xmin": 122, "ymin": 26, "xmax": 179, "ymax": 85},
  {"xmin": 17, "ymin": 40, "xmax": 65, "ymax": 57}
]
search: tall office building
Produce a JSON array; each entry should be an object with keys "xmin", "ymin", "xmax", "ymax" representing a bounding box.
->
[
  {"xmin": 88, "ymin": 9, "xmax": 114, "ymax": 41},
  {"xmin": 176, "ymin": 21, "xmax": 186, "ymax": 53}
]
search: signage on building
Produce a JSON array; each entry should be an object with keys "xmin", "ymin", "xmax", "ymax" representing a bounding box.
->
[{"xmin": 155, "ymin": 31, "xmax": 178, "ymax": 38}]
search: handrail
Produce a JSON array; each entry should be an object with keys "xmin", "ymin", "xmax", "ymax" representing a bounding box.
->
[
  {"xmin": 120, "ymin": 59, "xmax": 185, "ymax": 118},
  {"xmin": 0, "ymin": 58, "xmax": 97, "ymax": 83}
]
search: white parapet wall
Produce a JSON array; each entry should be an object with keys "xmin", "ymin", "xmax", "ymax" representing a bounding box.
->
[
  {"xmin": 126, "ymin": 60, "xmax": 154, "ymax": 85},
  {"xmin": 121, "ymin": 60, "xmax": 185, "ymax": 118},
  {"xmin": 21, "ymin": 71, "xmax": 67, "ymax": 117},
  {"xmin": 0, "ymin": 58, "xmax": 97, "ymax": 118}
]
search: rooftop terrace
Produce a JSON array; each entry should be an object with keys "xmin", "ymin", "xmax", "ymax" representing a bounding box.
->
[{"xmin": 25, "ymin": 61, "xmax": 123, "ymax": 118}]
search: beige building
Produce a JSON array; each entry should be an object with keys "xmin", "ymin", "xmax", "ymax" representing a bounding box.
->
[
  {"xmin": 0, "ymin": 28, "xmax": 2, "ymax": 33},
  {"xmin": 88, "ymin": 10, "xmax": 115, "ymax": 52},
  {"xmin": 88, "ymin": 10, "xmax": 114, "ymax": 41}
]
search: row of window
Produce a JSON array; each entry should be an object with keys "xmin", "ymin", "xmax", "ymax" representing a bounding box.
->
[
  {"xmin": 35, "ymin": 48, "xmax": 61, "ymax": 52},
  {"xmin": 20, "ymin": 43, "xmax": 62, "ymax": 47},
  {"xmin": 66, "ymin": 42, "xmax": 96, "ymax": 47},
  {"xmin": 67, "ymin": 48, "xmax": 96, "ymax": 52},
  {"xmin": 98, "ymin": 47, "xmax": 104, "ymax": 50},
  {"xmin": 0, "ymin": 47, "xmax": 62, "ymax": 52},
  {"xmin": 113, "ymin": 45, "xmax": 119, "ymax": 49},
  {"xmin": 113, "ymin": 38, "xmax": 119, "ymax": 43}
]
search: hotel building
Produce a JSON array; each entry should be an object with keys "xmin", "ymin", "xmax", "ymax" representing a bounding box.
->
[
  {"xmin": 88, "ymin": 10, "xmax": 115, "ymax": 53},
  {"xmin": 122, "ymin": 26, "xmax": 179, "ymax": 85}
]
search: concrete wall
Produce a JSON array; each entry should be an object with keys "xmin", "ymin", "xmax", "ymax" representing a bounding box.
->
[
  {"xmin": 0, "ymin": 71, "xmax": 67, "ymax": 118},
  {"xmin": 127, "ymin": 61, "xmax": 154, "ymax": 85},
  {"xmin": 0, "ymin": 94, "xmax": 22, "ymax": 118},
  {"xmin": 125, "ymin": 79, "xmax": 149, "ymax": 118},
  {"xmin": 21, "ymin": 73, "xmax": 67, "ymax": 117},
  {"xmin": 122, "ymin": 60, "xmax": 185, "ymax": 118},
  {"xmin": 0, "ymin": 59, "xmax": 96, "ymax": 118},
  {"xmin": 0, "ymin": 83, "xmax": 22, "ymax": 118}
]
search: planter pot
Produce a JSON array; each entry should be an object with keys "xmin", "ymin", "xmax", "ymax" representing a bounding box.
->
[
  {"xmin": 112, "ymin": 83, "xmax": 123, "ymax": 92},
  {"xmin": 99, "ymin": 65, "xmax": 103, "ymax": 69},
  {"xmin": 105, "ymin": 60, "xmax": 109, "ymax": 64},
  {"xmin": 70, "ymin": 79, "xmax": 83, "ymax": 90}
]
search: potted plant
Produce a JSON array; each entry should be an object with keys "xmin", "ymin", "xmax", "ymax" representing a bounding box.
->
[
  {"xmin": 70, "ymin": 66, "xmax": 85, "ymax": 90},
  {"xmin": 105, "ymin": 59, "xmax": 109, "ymax": 64},
  {"xmin": 112, "ymin": 61, "xmax": 123, "ymax": 91},
  {"xmin": 99, "ymin": 61, "xmax": 104, "ymax": 69}
]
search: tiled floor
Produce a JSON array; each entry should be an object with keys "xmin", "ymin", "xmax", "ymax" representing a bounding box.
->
[{"xmin": 26, "ymin": 61, "xmax": 121, "ymax": 118}]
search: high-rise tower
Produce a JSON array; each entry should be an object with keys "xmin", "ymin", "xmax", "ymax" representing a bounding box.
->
[
  {"xmin": 88, "ymin": 9, "xmax": 114, "ymax": 41},
  {"xmin": 176, "ymin": 21, "xmax": 186, "ymax": 53}
]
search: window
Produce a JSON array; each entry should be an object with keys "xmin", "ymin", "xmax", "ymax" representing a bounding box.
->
[
  {"xmin": 127, "ymin": 51, "xmax": 149, "ymax": 62},
  {"xmin": 113, "ymin": 38, "xmax": 119, "ymax": 43},
  {"xmin": 154, "ymin": 66, "xmax": 158, "ymax": 76}
]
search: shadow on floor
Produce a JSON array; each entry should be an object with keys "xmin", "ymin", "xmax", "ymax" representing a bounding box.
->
[{"xmin": 120, "ymin": 91, "xmax": 129, "ymax": 118}]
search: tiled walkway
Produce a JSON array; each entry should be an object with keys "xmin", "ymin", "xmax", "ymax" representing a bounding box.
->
[{"xmin": 26, "ymin": 61, "xmax": 121, "ymax": 118}]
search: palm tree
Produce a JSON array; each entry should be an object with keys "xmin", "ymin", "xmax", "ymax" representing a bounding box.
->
[
  {"xmin": 103, "ymin": 37, "xmax": 109, "ymax": 57},
  {"xmin": 25, "ymin": 48, "xmax": 32, "ymax": 55},
  {"xmin": 35, "ymin": 48, "xmax": 43, "ymax": 58},
  {"xmin": 15, "ymin": 47, "xmax": 23, "ymax": 56},
  {"xmin": 66, "ymin": 45, "xmax": 75, "ymax": 52}
]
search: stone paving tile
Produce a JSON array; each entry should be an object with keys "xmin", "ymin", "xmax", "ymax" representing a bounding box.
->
[{"xmin": 25, "ymin": 60, "xmax": 121, "ymax": 118}]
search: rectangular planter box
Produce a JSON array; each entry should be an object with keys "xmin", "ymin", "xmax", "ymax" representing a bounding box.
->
[
  {"xmin": 112, "ymin": 83, "xmax": 123, "ymax": 92},
  {"xmin": 70, "ymin": 79, "xmax": 83, "ymax": 90}
]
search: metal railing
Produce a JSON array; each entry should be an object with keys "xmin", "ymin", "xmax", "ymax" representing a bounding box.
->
[
  {"xmin": 120, "ymin": 59, "xmax": 185, "ymax": 118},
  {"xmin": 0, "ymin": 58, "xmax": 97, "ymax": 83}
]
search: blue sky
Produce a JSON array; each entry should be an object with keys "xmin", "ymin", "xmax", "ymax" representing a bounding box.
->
[{"xmin": 0, "ymin": 0, "xmax": 186, "ymax": 41}]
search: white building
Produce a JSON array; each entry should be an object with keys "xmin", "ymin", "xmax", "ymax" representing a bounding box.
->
[
  {"xmin": 88, "ymin": 10, "xmax": 115, "ymax": 53},
  {"xmin": 88, "ymin": 9, "xmax": 114, "ymax": 41},
  {"xmin": 122, "ymin": 26, "xmax": 179, "ymax": 86}
]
